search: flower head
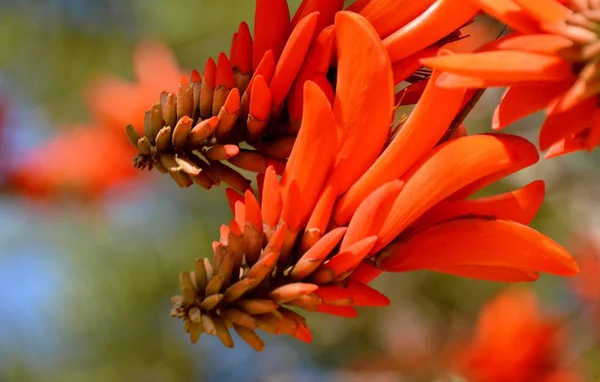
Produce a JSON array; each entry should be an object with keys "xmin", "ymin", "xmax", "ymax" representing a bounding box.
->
[
  {"xmin": 451, "ymin": 288, "xmax": 582, "ymax": 382},
  {"xmin": 129, "ymin": 0, "xmax": 478, "ymax": 192},
  {"xmin": 422, "ymin": 0, "xmax": 600, "ymax": 156},
  {"xmin": 170, "ymin": 12, "xmax": 578, "ymax": 351}
]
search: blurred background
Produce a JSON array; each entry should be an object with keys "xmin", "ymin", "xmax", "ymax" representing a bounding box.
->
[{"xmin": 0, "ymin": 1, "xmax": 599, "ymax": 381}]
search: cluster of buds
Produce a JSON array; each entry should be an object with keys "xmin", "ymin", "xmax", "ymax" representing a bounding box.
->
[
  {"xmin": 170, "ymin": 168, "xmax": 389, "ymax": 350},
  {"xmin": 125, "ymin": 21, "xmax": 296, "ymax": 192}
]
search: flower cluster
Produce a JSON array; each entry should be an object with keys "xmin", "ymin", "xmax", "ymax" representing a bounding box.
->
[{"xmin": 158, "ymin": 1, "xmax": 583, "ymax": 350}]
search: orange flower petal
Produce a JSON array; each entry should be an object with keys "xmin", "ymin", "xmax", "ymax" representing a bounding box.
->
[
  {"xmin": 315, "ymin": 305, "xmax": 358, "ymax": 318},
  {"xmin": 327, "ymin": 11, "xmax": 394, "ymax": 195},
  {"xmin": 435, "ymin": 72, "xmax": 517, "ymax": 89},
  {"xmin": 215, "ymin": 53, "xmax": 235, "ymax": 89},
  {"xmin": 544, "ymin": 136, "xmax": 587, "ymax": 158},
  {"xmin": 230, "ymin": 22, "xmax": 253, "ymax": 74},
  {"xmin": 450, "ymin": 134, "xmax": 539, "ymax": 200},
  {"xmin": 225, "ymin": 188, "xmax": 244, "ymax": 215},
  {"xmin": 334, "ymin": 64, "xmax": 465, "ymax": 225},
  {"xmin": 270, "ymin": 12, "xmax": 319, "ymax": 112},
  {"xmin": 377, "ymin": 219, "xmax": 579, "ymax": 276},
  {"xmin": 244, "ymin": 189, "xmax": 263, "ymax": 234},
  {"xmin": 494, "ymin": 82, "xmax": 569, "ymax": 130},
  {"xmin": 253, "ymin": 0, "xmax": 291, "ymax": 70},
  {"xmin": 435, "ymin": 265, "xmax": 540, "ymax": 282},
  {"xmin": 261, "ymin": 166, "xmax": 282, "ymax": 228},
  {"xmin": 288, "ymin": 25, "xmax": 335, "ymax": 122},
  {"xmin": 280, "ymin": 81, "xmax": 337, "ymax": 227},
  {"xmin": 470, "ymin": 0, "xmax": 542, "ymax": 33},
  {"xmin": 342, "ymin": 180, "xmax": 404, "ymax": 251},
  {"xmin": 345, "ymin": 280, "xmax": 390, "ymax": 306},
  {"xmin": 319, "ymin": 236, "xmax": 378, "ymax": 278},
  {"xmin": 511, "ymin": 0, "xmax": 571, "ymax": 24},
  {"xmin": 291, "ymin": 227, "xmax": 347, "ymax": 280},
  {"xmin": 359, "ymin": 0, "xmax": 436, "ymax": 39},
  {"xmin": 539, "ymin": 97, "xmax": 596, "ymax": 150},
  {"xmin": 249, "ymin": 75, "xmax": 272, "ymax": 122},
  {"xmin": 391, "ymin": 46, "xmax": 438, "ymax": 84},
  {"xmin": 488, "ymin": 33, "xmax": 574, "ymax": 55},
  {"xmin": 305, "ymin": 183, "xmax": 337, "ymax": 233},
  {"xmin": 421, "ymin": 51, "xmax": 575, "ymax": 83},
  {"xmin": 349, "ymin": 261, "xmax": 382, "ymax": 284},
  {"xmin": 383, "ymin": 0, "xmax": 479, "ymax": 62},
  {"xmin": 375, "ymin": 134, "xmax": 535, "ymax": 251},
  {"xmin": 411, "ymin": 180, "xmax": 545, "ymax": 231},
  {"xmin": 290, "ymin": 0, "xmax": 344, "ymax": 35}
]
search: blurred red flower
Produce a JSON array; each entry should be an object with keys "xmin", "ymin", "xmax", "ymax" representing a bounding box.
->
[
  {"xmin": 423, "ymin": 0, "xmax": 600, "ymax": 157},
  {"xmin": 452, "ymin": 288, "xmax": 582, "ymax": 382},
  {"xmin": 6, "ymin": 42, "xmax": 182, "ymax": 200}
]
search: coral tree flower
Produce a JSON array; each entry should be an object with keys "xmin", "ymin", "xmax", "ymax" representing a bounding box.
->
[
  {"xmin": 452, "ymin": 288, "xmax": 582, "ymax": 382},
  {"xmin": 422, "ymin": 0, "xmax": 600, "ymax": 156},
  {"xmin": 129, "ymin": 0, "xmax": 479, "ymax": 192},
  {"xmin": 7, "ymin": 43, "xmax": 181, "ymax": 200},
  {"xmin": 170, "ymin": 12, "xmax": 578, "ymax": 351}
]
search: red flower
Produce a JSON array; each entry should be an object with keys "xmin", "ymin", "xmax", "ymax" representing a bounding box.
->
[
  {"xmin": 129, "ymin": 0, "xmax": 480, "ymax": 191},
  {"xmin": 452, "ymin": 288, "xmax": 582, "ymax": 382},
  {"xmin": 6, "ymin": 42, "xmax": 182, "ymax": 200},
  {"xmin": 171, "ymin": 12, "xmax": 578, "ymax": 351},
  {"xmin": 422, "ymin": 0, "xmax": 600, "ymax": 156}
]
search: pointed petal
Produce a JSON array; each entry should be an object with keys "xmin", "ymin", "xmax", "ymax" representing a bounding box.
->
[
  {"xmin": 511, "ymin": 0, "xmax": 571, "ymax": 24},
  {"xmin": 334, "ymin": 63, "xmax": 465, "ymax": 225},
  {"xmin": 261, "ymin": 166, "xmax": 282, "ymax": 228},
  {"xmin": 383, "ymin": 0, "xmax": 479, "ymax": 62},
  {"xmin": 494, "ymin": 82, "xmax": 569, "ymax": 130},
  {"xmin": 359, "ymin": 0, "xmax": 436, "ymax": 39},
  {"xmin": 375, "ymin": 134, "xmax": 536, "ymax": 251},
  {"xmin": 342, "ymin": 180, "xmax": 404, "ymax": 251},
  {"xmin": 315, "ymin": 305, "xmax": 358, "ymax": 318},
  {"xmin": 328, "ymin": 11, "xmax": 394, "ymax": 195},
  {"xmin": 305, "ymin": 183, "xmax": 337, "ymax": 233},
  {"xmin": 230, "ymin": 22, "xmax": 253, "ymax": 74},
  {"xmin": 470, "ymin": 0, "xmax": 543, "ymax": 33},
  {"xmin": 253, "ymin": 0, "xmax": 290, "ymax": 70},
  {"xmin": 539, "ymin": 97, "xmax": 596, "ymax": 150},
  {"xmin": 349, "ymin": 261, "xmax": 382, "ymax": 284},
  {"xmin": 288, "ymin": 26, "xmax": 335, "ymax": 122},
  {"xmin": 245, "ymin": 189, "xmax": 263, "ymax": 234},
  {"xmin": 411, "ymin": 180, "xmax": 545, "ymax": 231},
  {"xmin": 345, "ymin": 280, "xmax": 390, "ymax": 306},
  {"xmin": 225, "ymin": 188, "xmax": 244, "ymax": 215},
  {"xmin": 435, "ymin": 265, "xmax": 540, "ymax": 282},
  {"xmin": 291, "ymin": 0, "xmax": 344, "ymax": 34},
  {"xmin": 544, "ymin": 136, "xmax": 587, "ymax": 158},
  {"xmin": 421, "ymin": 51, "xmax": 575, "ymax": 83},
  {"xmin": 450, "ymin": 134, "xmax": 539, "ymax": 200},
  {"xmin": 291, "ymin": 227, "xmax": 347, "ymax": 280},
  {"xmin": 270, "ymin": 12, "xmax": 319, "ymax": 111},
  {"xmin": 314, "ymin": 236, "xmax": 378, "ymax": 282},
  {"xmin": 280, "ymin": 81, "xmax": 337, "ymax": 227},
  {"xmin": 377, "ymin": 219, "xmax": 579, "ymax": 277}
]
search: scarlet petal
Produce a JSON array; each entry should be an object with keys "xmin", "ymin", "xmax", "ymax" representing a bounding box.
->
[
  {"xmin": 511, "ymin": 0, "xmax": 571, "ymax": 24},
  {"xmin": 290, "ymin": 0, "xmax": 344, "ymax": 34},
  {"xmin": 342, "ymin": 180, "xmax": 404, "ymax": 251},
  {"xmin": 359, "ymin": 0, "xmax": 436, "ymax": 39},
  {"xmin": 488, "ymin": 33, "xmax": 574, "ymax": 55},
  {"xmin": 261, "ymin": 166, "xmax": 282, "ymax": 228},
  {"xmin": 539, "ymin": 97, "xmax": 596, "ymax": 150},
  {"xmin": 435, "ymin": 265, "xmax": 540, "ymax": 282},
  {"xmin": 378, "ymin": 219, "xmax": 579, "ymax": 277},
  {"xmin": 244, "ymin": 189, "xmax": 263, "ymax": 234},
  {"xmin": 270, "ymin": 12, "xmax": 319, "ymax": 112},
  {"xmin": 384, "ymin": 0, "xmax": 479, "ymax": 62},
  {"xmin": 225, "ymin": 188, "xmax": 244, "ymax": 215},
  {"xmin": 288, "ymin": 26, "xmax": 335, "ymax": 122},
  {"xmin": 411, "ymin": 180, "xmax": 545, "ymax": 231},
  {"xmin": 216, "ymin": 53, "xmax": 235, "ymax": 89},
  {"xmin": 345, "ymin": 280, "xmax": 390, "ymax": 306},
  {"xmin": 349, "ymin": 261, "xmax": 382, "ymax": 284},
  {"xmin": 249, "ymin": 75, "xmax": 272, "ymax": 121},
  {"xmin": 280, "ymin": 81, "xmax": 337, "ymax": 227},
  {"xmin": 494, "ymin": 82, "xmax": 569, "ymax": 130},
  {"xmin": 544, "ymin": 136, "xmax": 587, "ymax": 158},
  {"xmin": 450, "ymin": 134, "xmax": 539, "ymax": 200},
  {"xmin": 328, "ymin": 11, "xmax": 394, "ymax": 195},
  {"xmin": 253, "ymin": 0, "xmax": 290, "ymax": 70},
  {"xmin": 335, "ymin": 63, "xmax": 465, "ymax": 225},
  {"xmin": 291, "ymin": 227, "xmax": 347, "ymax": 280},
  {"xmin": 421, "ymin": 51, "xmax": 575, "ymax": 83},
  {"xmin": 230, "ymin": 22, "xmax": 253, "ymax": 74},
  {"xmin": 319, "ymin": 236, "xmax": 378, "ymax": 278},
  {"xmin": 470, "ymin": 0, "xmax": 543, "ymax": 33},
  {"xmin": 375, "ymin": 134, "xmax": 535, "ymax": 251}
]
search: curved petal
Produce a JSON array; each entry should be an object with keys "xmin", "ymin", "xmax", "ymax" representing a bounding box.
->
[
  {"xmin": 253, "ymin": 0, "xmax": 291, "ymax": 70},
  {"xmin": 435, "ymin": 265, "xmax": 540, "ymax": 282},
  {"xmin": 359, "ymin": 0, "xmax": 435, "ymax": 39},
  {"xmin": 383, "ymin": 0, "xmax": 479, "ymax": 62},
  {"xmin": 469, "ymin": 0, "xmax": 543, "ymax": 33},
  {"xmin": 411, "ymin": 180, "xmax": 545, "ymax": 231},
  {"xmin": 421, "ymin": 51, "xmax": 575, "ymax": 83},
  {"xmin": 290, "ymin": 0, "xmax": 344, "ymax": 34},
  {"xmin": 327, "ymin": 11, "xmax": 394, "ymax": 195},
  {"xmin": 334, "ymin": 62, "xmax": 465, "ymax": 225},
  {"xmin": 539, "ymin": 97, "xmax": 596, "ymax": 150},
  {"xmin": 511, "ymin": 0, "xmax": 571, "ymax": 24},
  {"xmin": 374, "ymin": 134, "xmax": 534, "ymax": 251},
  {"xmin": 377, "ymin": 219, "xmax": 579, "ymax": 277}
]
